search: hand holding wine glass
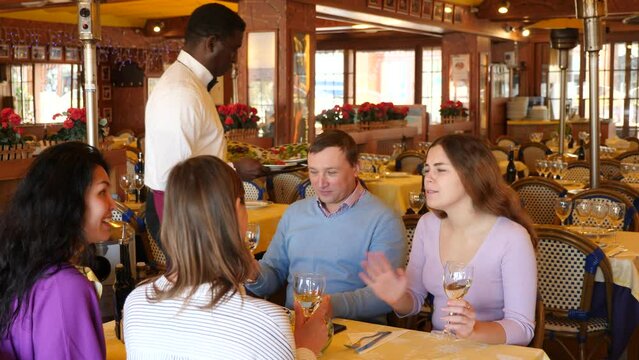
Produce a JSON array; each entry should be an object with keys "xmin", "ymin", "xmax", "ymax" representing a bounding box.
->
[
  {"xmin": 441, "ymin": 261, "xmax": 474, "ymax": 337},
  {"xmin": 293, "ymin": 273, "xmax": 326, "ymax": 318},
  {"xmin": 244, "ymin": 223, "xmax": 260, "ymax": 253}
]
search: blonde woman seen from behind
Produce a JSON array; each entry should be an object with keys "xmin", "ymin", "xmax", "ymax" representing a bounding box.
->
[
  {"xmin": 124, "ymin": 156, "xmax": 329, "ymax": 359},
  {"xmin": 360, "ymin": 134, "xmax": 537, "ymax": 346}
]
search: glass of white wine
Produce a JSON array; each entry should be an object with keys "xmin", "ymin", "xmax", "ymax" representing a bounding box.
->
[
  {"xmin": 607, "ymin": 203, "xmax": 625, "ymax": 247},
  {"xmin": 555, "ymin": 198, "xmax": 573, "ymax": 226},
  {"xmin": 118, "ymin": 174, "xmax": 132, "ymax": 202},
  {"xmin": 442, "ymin": 261, "xmax": 474, "ymax": 337},
  {"xmin": 408, "ymin": 191, "xmax": 425, "ymax": 214},
  {"xmin": 244, "ymin": 223, "xmax": 260, "ymax": 253},
  {"xmin": 293, "ymin": 272, "xmax": 326, "ymax": 318}
]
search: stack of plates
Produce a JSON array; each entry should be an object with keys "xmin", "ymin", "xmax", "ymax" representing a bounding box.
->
[
  {"xmin": 506, "ymin": 97, "xmax": 529, "ymax": 120},
  {"xmin": 528, "ymin": 106, "xmax": 548, "ymax": 120}
]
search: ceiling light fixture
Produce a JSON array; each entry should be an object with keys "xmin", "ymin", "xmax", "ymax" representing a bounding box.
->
[
  {"xmin": 152, "ymin": 21, "xmax": 164, "ymax": 33},
  {"xmin": 444, "ymin": 6, "xmax": 453, "ymax": 14},
  {"xmin": 498, "ymin": 1, "xmax": 510, "ymax": 14},
  {"xmin": 521, "ymin": 28, "xmax": 531, "ymax": 37}
]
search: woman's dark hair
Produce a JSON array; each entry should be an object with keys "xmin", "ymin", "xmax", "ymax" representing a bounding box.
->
[
  {"xmin": 0, "ymin": 142, "xmax": 109, "ymax": 335},
  {"xmin": 184, "ymin": 3, "xmax": 246, "ymax": 45},
  {"xmin": 428, "ymin": 134, "xmax": 536, "ymax": 244}
]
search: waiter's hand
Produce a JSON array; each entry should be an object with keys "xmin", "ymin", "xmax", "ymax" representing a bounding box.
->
[{"xmin": 233, "ymin": 157, "xmax": 267, "ymax": 180}]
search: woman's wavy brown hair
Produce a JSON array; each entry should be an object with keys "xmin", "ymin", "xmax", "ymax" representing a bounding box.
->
[
  {"xmin": 148, "ymin": 155, "xmax": 256, "ymax": 307},
  {"xmin": 428, "ymin": 134, "xmax": 536, "ymax": 245}
]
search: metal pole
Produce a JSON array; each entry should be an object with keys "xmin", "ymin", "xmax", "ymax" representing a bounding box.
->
[
  {"xmin": 83, "ymin": 42, "xmax": 99, "ymax": 147},
  {"xmin": 77, "ymin": 0, "xmax": 101, "ymax": 148},
  {"xmin": 558, "ymin": 51, "xmax": 568, "ymax": 156},
  {"xmin": 575, "ymin": 0, "xmax": 607, "ymax": 188}
]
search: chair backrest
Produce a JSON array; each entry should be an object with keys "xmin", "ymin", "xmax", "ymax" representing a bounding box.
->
[
  {"xmin": 565, "ymin": 161, "xmax": 591, "ymax": 183},
  {"xmin": 599, "ymin": 180, "xmax": 639, "ymax": 211},
  {"xmin": 624, "ymin": 137, "xmax": 639, "ymax": 151},
  {"xmin": 144, "ymin": 224, "xmax": 167, "ymax": 270},
  {"xmin": 297, "ymin": 179, "xmax": 316, "ymax": 199},
  {"xmin": 402, "ymin": 214, "xmax": 421, "ymax": 266},
  {"xmin": 600, "ymin": 159, "xmax": 622, "ymax": 180},
  {"xmin": 518, "ymin": 142, "xmax": 552, "ymax": 174},
  {"xmin": 395, "ymin": 151, "xmax": 426, "ymax": 175},
  {"xmin": 243, "ymin": 180, "xmax": 265, "ymax": 201},
  {"xmin": 512, "ymin": 177, "xmax": 567, "ymax": 224},
  {"xmin": 269, "ymin": 172, "xmax": 306, "ymax": 204},
  {"xmin": 534, "ymin": 225, "xmax": 613, "ymax": 326},
  {"xmin": 490, "ymin": 146, "xmax": 509, "ymax": 162},
  {"xmin": 571, "ymin": 188, "xmax": 639, "ymax": 231},
  {"xmin": 529, "ymin": 297, "xmax": 545, "ymax": 349},
  {"xmin": 496, "ymin": 135, "xmax": 518, "ymax": 150},
  {"xmin": 615, "ymin": 150, "xmax": 639, "ymax": 163}
]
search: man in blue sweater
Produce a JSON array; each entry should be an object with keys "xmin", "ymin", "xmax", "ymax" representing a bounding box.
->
[{"xmin": 247, "ymin": 130, "xmax": 406, "ymax": 324}]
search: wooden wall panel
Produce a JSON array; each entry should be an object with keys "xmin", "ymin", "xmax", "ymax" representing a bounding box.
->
[{"xmin": 111, "ymin": 87, "xmax": 145, "ymax": 135}]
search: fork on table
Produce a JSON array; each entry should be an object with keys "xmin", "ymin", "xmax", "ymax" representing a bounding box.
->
[{"xmin": 344, "ymin": 331, "xmax": 391, "ymax": 350}]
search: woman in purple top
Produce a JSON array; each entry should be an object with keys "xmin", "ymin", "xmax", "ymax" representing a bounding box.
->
[
  {"xmin": 0, "ymin": 142, "xmax": 115, "ymax": 359},
  {"xmin": 361, "ymin": 134, "xmax": 537, "ymax": 346}
]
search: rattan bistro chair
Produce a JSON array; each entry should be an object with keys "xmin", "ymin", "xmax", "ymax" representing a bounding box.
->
[
  {"xmin": 243, "ymin": 180, "xmax": 265, "ymax": 201},
  {"xmin": 512, "ymin": 177, "xmax": 567, "ymax": 224},
  {"xmin": 496, "ymin": 135, "xmax": 519, "ymax": 150},
  {"xmin": 615, "ymin": 150, "xmax": 639, "ymax": 163},
  {"xmin": 267, "ymin": 172, "xmax": 306, "ymax": 204},
  {"xmin": 297, "ymin": 179, "xmax": 316, "ymax": 199},
  {"xmin": 395, "ymin": 151, "xmax": 426, "ymax": 175},
  {"xmin": 534, "ymin": 225, "xmax": 613, "ymax": 360},
  {"xmin": 565, "ymin": 161, "xmax": 591, "ymax": 183},
  {"xmin": 518, "ymin": 142, "xmax": 553, "ymax": 175},
  {"xmin": 490, "ymin": 145, "xmax": 510, "ymax": 162},
  {"xmin": 599, "ymin": 159, "xmax": 622, "ymax": 180}
]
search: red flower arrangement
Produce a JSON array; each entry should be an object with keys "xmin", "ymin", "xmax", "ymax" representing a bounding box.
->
[
  {"xmin": 49, "ymin": 108, "xmax": 109, "ymax": 141},
  {"xmin": 357, "ymin": 102, "xmax": 408, "ymax": 122},
  {"xmin": 217, "ymin": 103, "xmax": 260, "ymax": 132},
  {"xmin": 439, "ymin": 100, "xmax": 468, "ymax": 118},
  {"xmin": 0, "ymin": 107, "xmax": 24, "ymax": 145},
  {"xmin": 315, "ymin": 104, "xmax": 356, "ymax": 126}
]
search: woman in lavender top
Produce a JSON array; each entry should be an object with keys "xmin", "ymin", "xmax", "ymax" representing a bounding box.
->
[
  {"xmin": 0, "ymin": 142, "xmax": 115, "ymax": 359},
  {"xmin": 361, "ymin": 134, "xmax": 537, "ymax": 345}
]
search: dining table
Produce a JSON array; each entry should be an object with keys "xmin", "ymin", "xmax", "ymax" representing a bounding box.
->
[
  {"xmin": 247, "ymin": 202, "xmax": 288, "ymax": 253},
  {"xmin": 363, "ymin": 174, "xmax": 423, "ymax": 215},
  {"xmin": 103, "ymin": 317, "xmax": 550, "ymax": 360}
]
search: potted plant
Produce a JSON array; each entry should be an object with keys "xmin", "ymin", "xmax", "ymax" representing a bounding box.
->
[
  {"xmin": 0, "ymin": 107, "xmax": 32, "ymax": 160},
  {"xmin": 315, "ymin": 104, "xmax": 357, "ymax": 131},
  {"xmin": 439, "ymin": 100, "xmax": 468, "ymax": 124},
  {"xmin": 48, "ymin": 108, "xmax": 109, "ymax": 142},
  {"xmin": 217, "ymin": 103, "xmax": 260, "ymax": 140}
]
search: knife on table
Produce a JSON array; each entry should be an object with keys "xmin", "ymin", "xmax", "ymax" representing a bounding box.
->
[{"xmin": 356, "ymin": 331, "xmax": 392, "ymax": 353}]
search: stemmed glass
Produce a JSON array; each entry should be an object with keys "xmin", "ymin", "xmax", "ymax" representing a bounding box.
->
[
  {"xmin": 607, "ymin": 203, "xmax": 625, "ymax": 247},
  {"xmin": 574, "ymin": 199, "xmax": 592, "ymax": 232},
  {"xmin": 535, "ymin": 160, "xmax": 549, "ymax": 178},
  {"xmin": 293, "ymin": 273, "xmax": 326, "ymax": 318},
  {"xmin": 244, "ymin": 223, "xmax": 260, "ymax": 253},
  {"xmin": 555, "ymin": 198, "xmax": 573, "ymax": 226},
  {"xmin": 442, "ymin": 261, "xmax": 474, "ymax": 336},
  {"xmin": 118, "ymin": 174, "xmax": 132, "ymax": 202},
  {"xmin": 408, "ymin": 191, "xmax": 426, "ymax": 214},
  {"xmin": 590, "ymin": 202, "xmax": 609, "ymax": 244},
  {"xmin": 132, "ymin": 173, "xmax": 145, "ymax": 203}
]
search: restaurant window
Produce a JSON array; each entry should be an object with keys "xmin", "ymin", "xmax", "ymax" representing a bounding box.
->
[
  {"xmin": 421, "ymin": 47, "xmax": 443, "ymax": 124},
  {"xmin": 314, "ymin": 50, "xmax": 344, "ymax": 115},
  {"xmin": 10, "ymin": 63, "xmax": 83, "ymax": 124},
  {"xmin": 583, "ymin": 43, "xmax": 611, "ymax": 121},
  {"xmin": 355, "ymin": 50, "xmax": 415, "ymax": 105},
  {"xmin": 627, "ymin": 42, "xmax": 639, "ymax": 133}
]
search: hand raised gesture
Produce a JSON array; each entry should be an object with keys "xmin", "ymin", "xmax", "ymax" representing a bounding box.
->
[{"xmin": 359, "ymin": 252, "xmax": 408, "ymax": 307}]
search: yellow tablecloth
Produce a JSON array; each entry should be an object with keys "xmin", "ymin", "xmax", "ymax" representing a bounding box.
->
[
  {"xmin": 104, "ymin": 318, "xmax": 550, "ymax": 360},
  {"xmin": 593, "ymin": 231, "xmax": 639, "ymax": 301},
  {"xmin": 248, "ymin": 203, "xmax": 288, "ymax": 253},
  {"xmin": 365, "ymin": 175, "xmax": 422, "ymax": 215}
]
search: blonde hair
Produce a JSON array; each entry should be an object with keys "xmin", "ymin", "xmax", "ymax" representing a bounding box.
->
[{"xmin": 148, "ymin": 155, "xmax": 256, "ymax": 308}]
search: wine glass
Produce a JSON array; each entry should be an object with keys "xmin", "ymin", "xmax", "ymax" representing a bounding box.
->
[
  {"xmin": 244, "ymin": 223, "xmax": 260, "ymax": 253},
  {"xmin": 574, "ymin": 199, "xmax": 592, "ymax": 232},
  {"xmin": 132, "ymin": 173, "xmax": 145, "ymax": 203},
  {"xmin": 555, "ymin": 198, "xmax": 573, "ymax": 226},
  {"xmin": 118, "ymin": 174, "xmax": 132, "ymax": 202},
  {"xmin": 442, "ymin": 261, "xmax": 474, "ymax": 336},
  {"xmin": 590, "ymin": 202, "xmax": 608, "ymax": 244},
  {"xmin": 293, "ymin": 273, "xmax": 326, "ymax": 318},
  {"xmin": 607, "ymin": 203, "xmax": 625, "ymax": 247},
  {"xmin": 408, "ymin": 191, "xmax": 425, "ymax": 214}
]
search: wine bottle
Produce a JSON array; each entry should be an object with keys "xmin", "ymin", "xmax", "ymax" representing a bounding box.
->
[
  {"xmin": 134, "ymin": 152, "xmax": 144, "ymax": 175},
  {"xmin": 113, "ymin": 263, "xmax": 134, "ymax": 340},
  {"xmin": 506, "ymin": 150, "xmax": 517, "ymax": 184},
  {"xmin": 577, "ymin": 139, "xmax": 586, "ymax": 161}
]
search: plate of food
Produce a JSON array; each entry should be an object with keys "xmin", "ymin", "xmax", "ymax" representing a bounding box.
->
[
  {"xmin": 245, "ymin": 200, "xmax": 272, "ymax": 209},
  {"xmin": 385, "ymin": 171, "xmax": 410, "ymax": 178},
  {"xmin": 283, "ymin": 158, "xmax": 307, "ymax": 164},
  {"xmin": 565, "ymin": 225, "xmax": 614, "ymax": 237},
  {"xmin": 264, "ymin": 164, "xmax": 295, "ymax": 171}
]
